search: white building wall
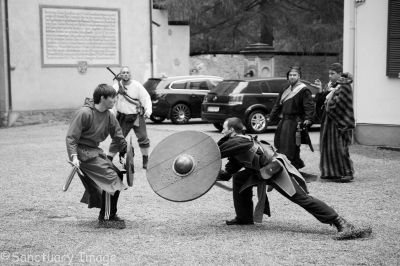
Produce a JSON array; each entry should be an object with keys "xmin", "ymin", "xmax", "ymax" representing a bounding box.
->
[
  {"xmin": 152, "ymin": 9, "xmax": 190, "ymax": 77},
  {"xmin": 354, "ymin": 0, "xmax": 400, "ymax": 125},
  {"xmin": 345, "ymin": 0, "xmax": 400, "ymax": 146},
  {"xmin": 6, "ymin": 0, "xmax": 189, "ymax": 113},
  {"xmin": 8, "ymin": 0, "xmax": 151, "ymax": 111}
]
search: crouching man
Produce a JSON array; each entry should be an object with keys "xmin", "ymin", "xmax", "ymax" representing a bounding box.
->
[
  {"xmin": 217, "ymin": 117, "xmax": 371, "ymax": 240},
  {"xmin": 66, "ymin": 84, "xmax": 128, "ymax": 229}
]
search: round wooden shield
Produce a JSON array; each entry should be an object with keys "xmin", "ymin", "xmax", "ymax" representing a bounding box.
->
[
  {"xmin": 125, "ymin": 135, "xmax": 134, "ymax": 186},
  {"xmin": 146, "ymin": 131, "xmax": 221, "ymax": 202}
]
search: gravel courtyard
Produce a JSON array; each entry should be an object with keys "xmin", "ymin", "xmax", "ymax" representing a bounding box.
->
[{"xmin": 0, "ymin": 121, "xmax": 399, "ymax": 265}]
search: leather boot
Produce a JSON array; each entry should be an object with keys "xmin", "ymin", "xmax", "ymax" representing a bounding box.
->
[
  {"xmin": 333, "ymin": 216, "xmax": 355, "ymax": 232},
  {"xmin": 109, "ymin": 215, "xmax": 126, "ymax": 229},
  {"xmin": 226, "ymin": 218, "xmax": 254, "ymax": 225},
  {"xmin": 339, "ymin": 175, "xmax": 354, "ymax": 183},
  {"xmin": 143, "ymin": 155, "xmax": 149, "ymax": 169},
  {"xmin": 332, "ymin": 216, "xmax": 372, "ymax": 240}
]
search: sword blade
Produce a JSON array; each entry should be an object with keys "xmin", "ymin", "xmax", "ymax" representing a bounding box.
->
[
  {"xmin": 214, "ymin": 181, "xmax": 233, "ymax": 191},
  {"xmin": 304, "ymin": 127, "xmax": 314, "ymax": 152},
  {"xmin": 63, "ymin": 161, "xmax": 84, "ymax": 192},
  {"xmin": 63, "ymin": 167, "xmax": 77, "ymax": 192}
]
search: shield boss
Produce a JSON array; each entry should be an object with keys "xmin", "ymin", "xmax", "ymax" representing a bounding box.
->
[{"xmin": 146, "ymin": 131, "xmax": 221, "ymax": 202}]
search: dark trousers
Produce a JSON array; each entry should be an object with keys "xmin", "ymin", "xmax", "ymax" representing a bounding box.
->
[
  {"xmin": 112, "ymin": 112, "xmax": 150, "ymax": 148},
  {"xmin": 99, "ymin": 190, "xmax": 120, "ymax": 219},
  {"xmin": 232, "ymin": 169, "xmax": 338, "ymax": 223}
]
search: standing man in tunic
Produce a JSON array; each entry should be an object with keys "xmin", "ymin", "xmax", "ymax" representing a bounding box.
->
[
  {"xmin": 108, "ymin": 66, "xmax": 152, "ymax": 169},
  {"xmin": 66, "ymin": 84, "xmax": 128, "ymax": 228},
  {"xmin": 268, "ymin": 66, "xmax": 315, "ymax": 171},
  {"xmin": 314, "ymin": 63, "xmax": 355, "ymax": 182}
]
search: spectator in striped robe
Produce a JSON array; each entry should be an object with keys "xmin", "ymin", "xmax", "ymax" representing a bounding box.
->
[{"xmin": 314, "ymin": 63, "xmax": 355, "ymax": 182}]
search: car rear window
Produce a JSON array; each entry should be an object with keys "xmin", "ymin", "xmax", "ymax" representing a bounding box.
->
[
  {"xmin": 267, "ymin": 79, "xmax": 289, "ymax": 93},
  {"xmin": 143, "ymin": 79, "xmax": 161, "ymax": 92},
  {"xmin": 210, "ymin": 81, "xmax": 247, "ymax": 95},
  {"xmin": 242, "ymin": 81, "xmax": 262, "ymax": 93},
  {"xmin": 143, "ymin": 78, "xmax": 161, "ymax": 99}
]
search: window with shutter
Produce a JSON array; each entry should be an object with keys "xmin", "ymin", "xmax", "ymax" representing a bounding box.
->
[{"xmin": 387, "ymin": 0, "xmax": 400, "ymax": 78}]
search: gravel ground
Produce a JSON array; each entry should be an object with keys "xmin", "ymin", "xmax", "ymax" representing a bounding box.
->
[{"xmin": 0, "ymin": 122, "xmax": 399, "ymax": 265}]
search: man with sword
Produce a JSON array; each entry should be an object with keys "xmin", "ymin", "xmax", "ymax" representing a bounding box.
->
[
  {"xmin": 107, "ymin": 66, "xmax": 152, "ymax": 169},
  {"xmin": 66, "ymin": 84, "xmax": 128, "ymax": 229},
  {"xmin": 216, "ymin": 117, "xmax": 371, "ymax": 240},
  {"xmin": 146, "ymin": 118, "xmax": 371, "ymax": 240}
]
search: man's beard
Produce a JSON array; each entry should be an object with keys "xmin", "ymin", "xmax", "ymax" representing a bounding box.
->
[{"xmin": 289, "ymin": 79, "xmax": 298, "ymax": 86}]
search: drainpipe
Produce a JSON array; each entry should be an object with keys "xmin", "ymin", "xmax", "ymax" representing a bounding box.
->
[
  {"xmin": 4, "ymin": 0, "xmax": 12, "ymax": 123},
  {"xmin": 345, "ymin": 0, "xmax": 366, "ymax": 143},
  {"xmin": 343, "ymin": 0, "xmax": 357, "ymax": 143},
  {"xmin": 149, "ymin": 0, "xmax": 154, "ymax": 78},
  {"xmin": 343, "ymin": 1, "xmax": 356, "ymax": 80}
]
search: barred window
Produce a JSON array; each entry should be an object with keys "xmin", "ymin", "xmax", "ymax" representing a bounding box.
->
[{"xmin": 387, "ymin": 0, "xmax": 400, "ymax": 78}]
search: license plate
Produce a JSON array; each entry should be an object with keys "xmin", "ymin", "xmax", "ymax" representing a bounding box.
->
[{"xmin": 207, "ymin": 106, "xmax": 219, "ymax": 112}]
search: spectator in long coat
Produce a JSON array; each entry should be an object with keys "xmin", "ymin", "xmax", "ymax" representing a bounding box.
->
[
  {"xmin": 314, "ymin": 63, "xmax": 355, "ymax": 182},
  {"xmin": 268, "ymin": 66, "xmax": 315, "ymax": 170}
]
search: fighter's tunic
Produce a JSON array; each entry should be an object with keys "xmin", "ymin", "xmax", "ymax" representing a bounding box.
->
[
  {"xmin": 319, "ymin": 76, "xmax": 355, "ymax": 178},
  {"xmin": 113, "ymin": 80, "xmax": 152, "ymax": 116},
  {"xmin": 66, "ymin": 98, "xmax": 127, "ymax": 208},
  {"xmin": 269, "ymin": 81, "xmax": 315, "ymax": 169}
]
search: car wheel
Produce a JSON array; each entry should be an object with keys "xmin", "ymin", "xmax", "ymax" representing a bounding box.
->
[
  {"xmin": 246, "ymin": 110, "xmax": 268, "ymax": 134},
  {"xmin": 170, "ymin": 103, "xmax": 191, "ymax": 124},
  {"xmin": 213, "ymin": 122, "xmax": 223, "ymax": 132},
  {"xmin": 150, "ymin": 115, "xmax": 166, "ymax": 123}
]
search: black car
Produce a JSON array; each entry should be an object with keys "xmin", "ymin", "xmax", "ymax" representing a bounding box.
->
[
  {"xmin": 201, "ymin": 78, "xmax": 319, "ymax": 133},
  {"xmin": 143, "ymin": 75, "xmax": 223, "ymax": 124}
]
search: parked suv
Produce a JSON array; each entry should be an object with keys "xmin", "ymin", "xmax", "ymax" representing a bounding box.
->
[
  {"xmin": 201, "ymin": 78, "xmax": 319, "ymax": 133},
  {"xmin": 143, "ymin": 75, "xmax": 223, "ymax": 124}
]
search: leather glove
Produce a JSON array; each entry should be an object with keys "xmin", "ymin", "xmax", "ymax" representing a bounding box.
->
[
  {"xmin": 71, "ymin": 155, "xmax": 80, "ymax": 168},
  {"xmin": 303, "ymin": 120, "xmax": 312, "ymax": 127},
  {"xmin": 119, "ymin": 146, "xmax": 127, "ymax": 160},
  {"xmin": 144, "ymin": 110, "xmax": 151, "ymax": 119},
  {"xmin": 314, "ymin": 79, "xmax": 323, "ymax": 92},
  {"xmin": 217, "ymin": 170, "xmax": 232, "ymax": 181},
  {"xmin": 115, "ymin": 73, "xmax": 122, "ymax": 81}
]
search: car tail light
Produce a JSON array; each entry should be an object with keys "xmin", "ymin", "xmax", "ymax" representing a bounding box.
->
[
  {"xmin": 228, "ymin": 94, "xmax": 243, "ymax": 105},
  {"xmin": 203, "ymin": 94, "xmax": 215, "ymax": 103}
]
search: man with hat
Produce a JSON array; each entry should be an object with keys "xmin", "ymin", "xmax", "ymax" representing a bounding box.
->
[
  {"xmin": 268, "ymin": 66, "xmax": 315, "ymax": 171},
  {"xmin": 314, "ymin": 63, "xmax": 355, "ymax": 182}
]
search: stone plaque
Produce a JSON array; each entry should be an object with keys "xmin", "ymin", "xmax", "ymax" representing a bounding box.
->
[{"xmin": 40, "ymin": 6, "xmax": 121, "ymax": 66}]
